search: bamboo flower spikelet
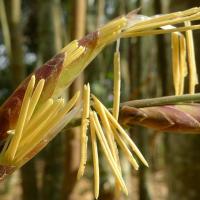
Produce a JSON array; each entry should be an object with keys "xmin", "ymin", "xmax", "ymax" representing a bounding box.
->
[{"xmin": 0, "ymin": 6, "xmax": 200, "ymax": 197}]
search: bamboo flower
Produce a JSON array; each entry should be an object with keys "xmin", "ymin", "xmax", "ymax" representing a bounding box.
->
[
  {"xmin": 0, "ymin": 7, "xmax": 200, "ymax": 192},
  {"xmin": 75, "ymin": 87, "xmax": 148, "ymax": 198}
]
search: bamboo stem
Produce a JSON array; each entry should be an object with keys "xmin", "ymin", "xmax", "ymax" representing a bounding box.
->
[{"xmin": 0, "ymin": 0, "xmax": 11, "ymax": 57}]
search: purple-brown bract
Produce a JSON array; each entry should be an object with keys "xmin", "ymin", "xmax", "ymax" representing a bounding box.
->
[{"xmin": 120, "ymin": 104, "xmax": 200, "ymax": 132}]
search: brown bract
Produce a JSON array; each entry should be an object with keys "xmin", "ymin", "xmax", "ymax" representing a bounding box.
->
[
  {"xmin": 120, "ymin": 105, "xmax": 200, "ymax": 133},
  {"xmin": 78, "ymin": 31, "xmax": 99, "ymax": 48}
]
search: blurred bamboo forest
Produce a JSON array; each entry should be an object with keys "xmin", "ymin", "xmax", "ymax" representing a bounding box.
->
[{"xmin": 0, "ymin": 0, "xmax": 200, "ymax": 200}]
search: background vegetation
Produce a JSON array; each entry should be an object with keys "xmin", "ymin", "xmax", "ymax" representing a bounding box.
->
[{"xmin": 0, "ymin": 0, "xmax": 200, "ymax": 199}]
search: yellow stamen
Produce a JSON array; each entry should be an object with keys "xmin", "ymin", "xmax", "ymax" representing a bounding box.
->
[
  {"xmin": 179, "ymin": 34, "xmax": 187, "ymax": 95},
  {"xmin": 63, "ymin": 45, "xmax": 86, "ymax": 67},
  {"xmin": 113, "ymin": 39, "xmax": 122, "ymax": 195},
  {"xmin": 171, "ymin": 32, "xmax": 180, "ymax": 95},
  {"xmin": 185, "ymin": 21, "xmax": 198, "ymax": 94},
  {"xmin": 111, "ymin": 125, "xmax": 139, "ymax": 170},
  {"xmin": 77, "ymin": 84, "xmax": 90, "ymax": 179},
  {"xmin": 113, "ymin": 42, "xmax": 121, "ymax": 120},
  {"xmin": 4, "ymin": 75, "xmax": 35, "ymax": 161},
  {"xmin": 25, "ymin": 79, "xmax": 45, "ymax": 124},
  {"xmin": 90, "ymin": 113, "xmax": 99, "ymax": 199}
]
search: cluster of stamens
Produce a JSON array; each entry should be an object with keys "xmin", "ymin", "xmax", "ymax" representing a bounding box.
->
[
  {"xmin": 0, "ymin": 76, "xmax": 80, "ymax": 167},
  {"xmin": 77, "ymin": 42, "xmax": 148, "ymax": 198}
]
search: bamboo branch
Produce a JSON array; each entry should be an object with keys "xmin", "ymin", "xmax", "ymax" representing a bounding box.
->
[
  {"xmin": 121, "ymin": 93, "xmax": 200, "ymax": 107},
  {"xmin": 65, "ymin": 93, "xmax": 200, "ymax": 130}
]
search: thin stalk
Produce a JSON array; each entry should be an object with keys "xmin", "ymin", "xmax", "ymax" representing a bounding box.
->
[{"xmin": 121, "ymin": 93, "xmax": 200, "ymax": 108}]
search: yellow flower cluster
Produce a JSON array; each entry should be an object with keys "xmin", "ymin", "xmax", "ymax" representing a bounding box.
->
[{"xmin": 77, "ymin": 43, "xmax": 148, "ymax": 198}]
